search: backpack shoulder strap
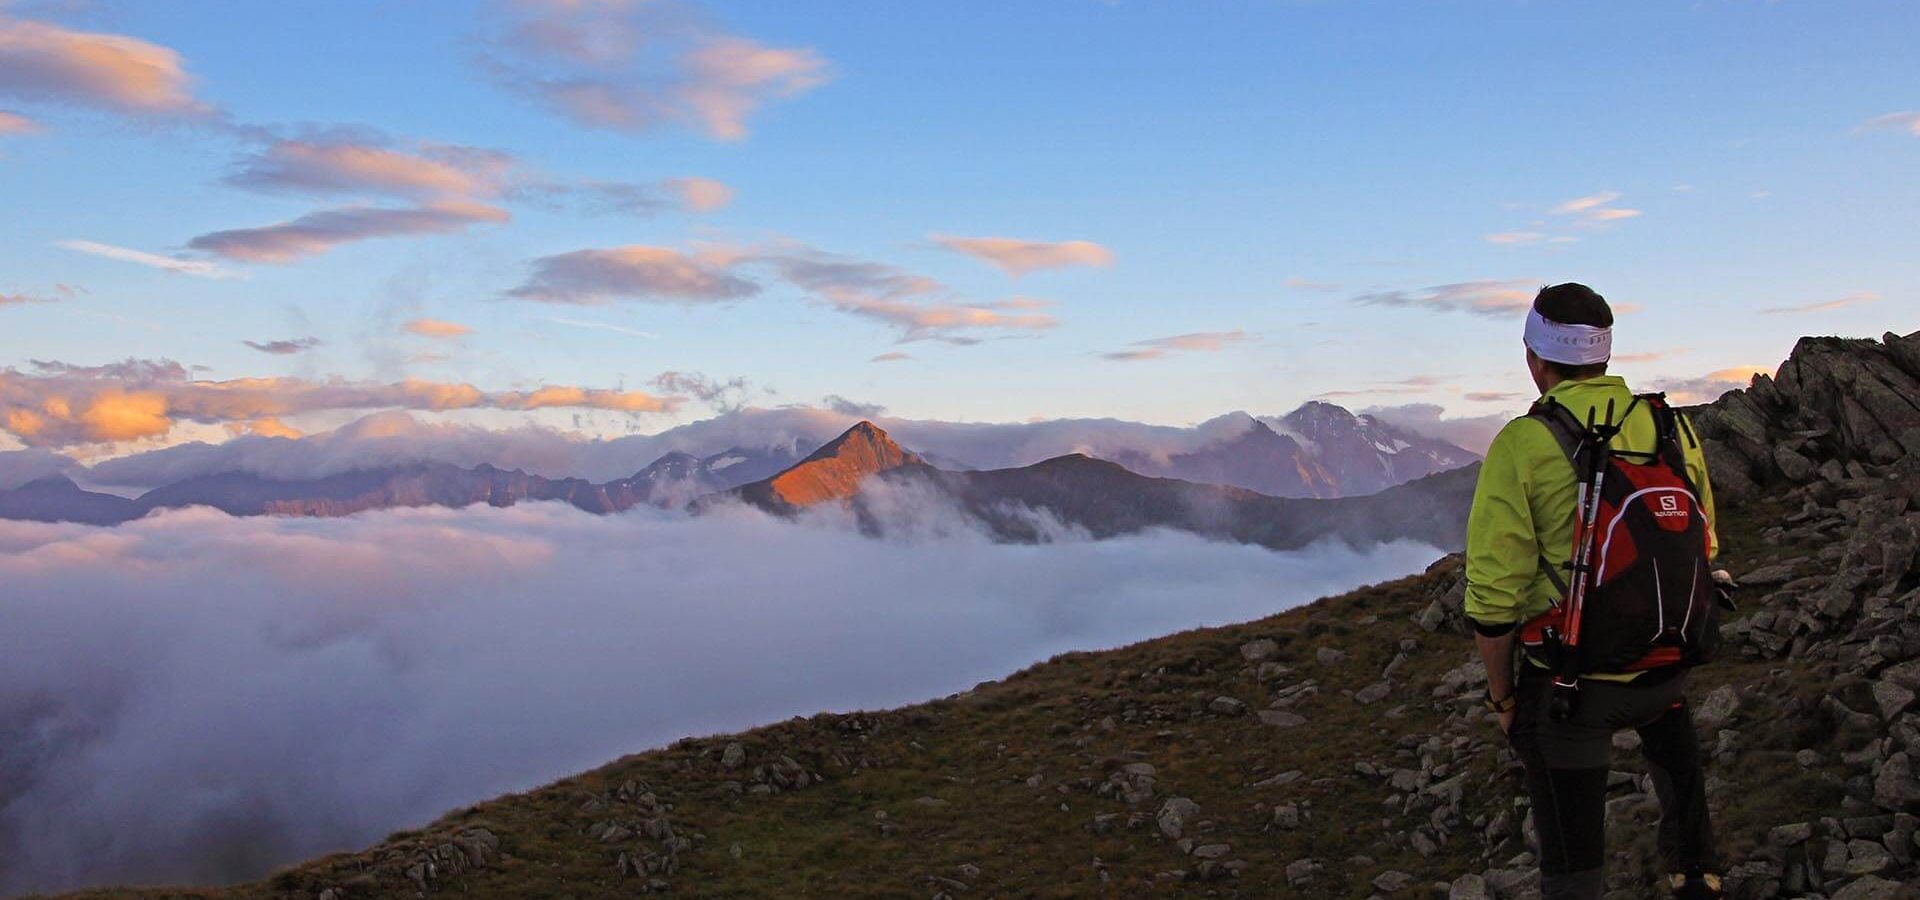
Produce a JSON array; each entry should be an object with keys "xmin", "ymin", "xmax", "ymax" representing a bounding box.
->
[
  {"xmin": 1637, "ymin": 392, "xmax": 1692, "ymax": 477},
  {"xmin": 1524, "ymin": 397, "xmax": 1586, "ymax": 468}
]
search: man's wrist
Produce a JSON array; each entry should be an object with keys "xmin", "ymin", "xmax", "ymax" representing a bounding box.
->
[{"xmin": 1484, "ymin": 689, "xmax": 1516, "ymax": 714}]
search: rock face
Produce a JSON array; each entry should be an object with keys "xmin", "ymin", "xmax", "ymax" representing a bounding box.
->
[
  {"xmin": 732, "ymin": 421, "xmax": 923, "ymax": 510},
  {"xmin": 1688, "ymin": 330, "xmax": 1920, "ymax": 502}
]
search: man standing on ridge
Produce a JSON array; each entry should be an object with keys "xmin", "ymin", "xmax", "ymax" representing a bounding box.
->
[{"xmin": 1466, "ymin": 284, "xmax": 1725, "ymax": 899}]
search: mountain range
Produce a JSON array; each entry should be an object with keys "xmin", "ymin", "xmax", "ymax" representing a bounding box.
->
[{"xmin": 0, "ymin": 401, "xmax": 1481, "ymax": 544}]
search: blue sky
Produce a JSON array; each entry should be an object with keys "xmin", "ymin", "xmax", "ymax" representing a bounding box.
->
[{"xmin": 1, "ymin": 0, "xmax": 1915, "ymax": 454}]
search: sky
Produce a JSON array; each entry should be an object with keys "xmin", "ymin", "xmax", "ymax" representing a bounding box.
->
[{"xmin": 2, "ymin": 0, "xmax": 1916, "ymax": 459}]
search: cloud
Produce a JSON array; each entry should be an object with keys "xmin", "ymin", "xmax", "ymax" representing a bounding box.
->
[
  {"xmin": 830, "ymin": 295, "xmax": 1056, "ymax": 343},
  {"xmin": 1482, "ymin": 231, "xmax": 1576, "ymax": 247},
  {"xmin": 55, "ymin": 240, "xmax": 240, "ymax": 279},
  {"xmin": 402, "ymin": 318, "xmax": 472, "ymax": 339},
  {"xmin": 1611, "ymin": 348, "xmax": 1691, "ymax": 364},
  {"xmin": 1350, "ymin": 280, "xmax": 1535, "ymax": 318},
  {"xmin": 226, "ymin": 416, "xmax": 304, "ymax": 439},
  {"xmin": 225, "ymin": 137, "xmax": 513, "ymax": 201},
  {"xmin": 1314, "ymin": 374, "xmax": 1453, "ymax": 399},
  {"xmin": 241, "ymin": 337, "xmax": 322, "ymax": 355},
  {"xmin": 482, "ymin": 1, "xmax": 830, "ymax": 140},
  {"xmin": 870, "ymin": 351, "xmax": 911, "ymax": 363},
  {"xmin": 1101, "ymin": 330, "xmax": 1253, "ymax": 361},
  {"xmin": 932, "ymin": 235, "xmax": 1114, "ymax": 277},
  {"xmin": 538, "ymin": 316, "xmax": 658, "ymax": 339},
  {"xmin": 1758, "ymin": 292, "xmax": 1881, "ymax": 315},
  {"xmin": 0, "ymin": 108, "xmax": 37, "ymax": 134},
  {"xmin": 649, "ymin": 371, "xmax": 752, "ymax": 413},
  {"xmin": 0, "ymin": 16, "xmax": 209, "ymax": 117},
  {"xmin": 506, "ymin": 245, "xmax": 759, "ymax": 304},
  {"xmin": 1462, "ymin": 391, "xmax": 1521, "ymax": 403},
  {"xmin": 1650, "ymin": 365, "xmax": 1774, "ymax": 405},
  {"xmin": 1549, "ymin": 191, "xmax": 1641, "ymax": 227},
  {"xmin": 1857, "ymin": 111, "xmax": 1920, "ymax": 137},
  {"xmin": 0, "ymin": 503, "xmax": 1440, "ymax": 895},
  {"xmin": 1283, "ymin": 277, "xmax": 1339, "ymax": 292},
  {"xmin": 0, "ymin": 283, "xmax": 81, "ymax": 306},
  {"xmin": 820, "ymin": 394, "xmax": 886, "ymax": 418},
  {"xmin": 666, "ymin": 176, "xmax": 734, "ymax": 212},
  {"xmin": 0, "ymin": 447, "xmax": 74, "ymax": 488},
  {"xmin": 0, "ymin": 358, "xmax": 677, "ymax": 447},
  {"xmin": 1359, "ymin": 402, "xmax": 1515, "ymax": 455},
  {"xmin": 187, "ymin": 201, "xmax": 510, "ymax": 263},
  {"xmin": 756, "ymin": 246, "xmax": 1056, "ymax": 343}
]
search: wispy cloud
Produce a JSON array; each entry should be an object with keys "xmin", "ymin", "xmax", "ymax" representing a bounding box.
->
[
  {"xmin": 1315, "ymin": 374, "xmax": 1452, "ymax": 398},
  {"xmin": 403, "ymin": 318, "xmax": 473, "ymax": 339},
  {"xmin": 932, "ymin": 235, "xmax": 1114, "ymax": 277},
  {"xmin": 241, "ymin": 337, "xmax": 322, "ymax": 355},
  {"xmin": 0, "ymin": 283, "xmax": 81, "ymax": 306},
  {"xmin": 1611, "ymin": 348, "xmax": 1691, "ymax": 364},
  {"xmin": 667, "ymin": 176, "xmax": 734, "ymax": 212},
  {"xmin": 481, "ymin": 0, "xmax": 830, "ymax": 140},
  {"xmin": 0, "ymin": 109, "xmax": 38, "ymax": 134},
  {"xmin": 1857, "ymin": 111, "xmax": 1920, "ymax": 137},
  {"xmin": 0, "ymin": 16, "xmax": 211, "ymax": 117},
  {"xmin": 55, "ymin": 239, "xmax": 240, "ymax": 279},
  {"xmin": 1101, "ymin": 330, "xmax": 1253, "ymax": 362},
  {"xmin": 187, "ymin": 201, "xmax": 510, "ymax": 263},
  {"xmin": 1283, "ymin": 277, "xmax": 1340, "ymax": 292},
  {"xmin": 870, "ymin": 351, "xmax": 911, "ymax": 363},
  {"xmin": 1483, "ymin": 231, "xmax": 1576, "ymax": 247},
  {"xmin": 1350, "ymin": 280, "xmax": 1535, "ymax": 318},
  {"xmin": 1758, "ymin": 291, "xmax": 1881, "ymax": 315},
  {"xmin": 1550, "ymin": 191, "xmax": 1641, "ymax": 227},
  {"xmin": 539, "ymin": 316, "xmax": 659, "ymax": 339},
  {"xmin": 226, "ymin": 137, "xmax": 513, "ymax": 201}
]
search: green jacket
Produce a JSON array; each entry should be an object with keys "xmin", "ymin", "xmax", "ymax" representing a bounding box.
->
[{"xmin": 1464, "ymin": 375, "xmax": 1718, "ymax": 633}]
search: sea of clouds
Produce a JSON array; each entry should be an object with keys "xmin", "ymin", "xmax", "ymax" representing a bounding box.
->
[{"xmin": 0, "ymin": 499, "xmax": 1442, "ymax": 896}]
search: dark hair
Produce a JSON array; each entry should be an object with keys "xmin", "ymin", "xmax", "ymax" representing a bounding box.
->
[{"xmin": 1532, "ymin": 283, "xmax": 1612, "ymax": 380}]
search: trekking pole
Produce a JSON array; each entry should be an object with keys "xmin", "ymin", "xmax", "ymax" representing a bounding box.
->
[{"xmin": 1549, "ymin": 399, "xmax": 1616, "ymax": 723}]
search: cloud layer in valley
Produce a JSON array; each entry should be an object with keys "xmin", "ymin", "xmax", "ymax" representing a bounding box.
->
[{"xmin": 0, "ymin": 501, "xmax": 1443, "ymax": 895}]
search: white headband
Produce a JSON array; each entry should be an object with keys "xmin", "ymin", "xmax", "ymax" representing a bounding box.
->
[{"xmin": 1524, "ymin": 307, "xmax": 1611, "ymax": 365}]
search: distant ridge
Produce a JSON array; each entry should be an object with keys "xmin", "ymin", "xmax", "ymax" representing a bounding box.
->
[{"xmin": 732, "ymin": 421, "xmax": 923, "ymax": 510}]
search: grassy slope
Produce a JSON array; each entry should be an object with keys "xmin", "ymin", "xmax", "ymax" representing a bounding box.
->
[{"xmin": 70, "ymin": 492, "xmax": 1844, "ymax": 899}]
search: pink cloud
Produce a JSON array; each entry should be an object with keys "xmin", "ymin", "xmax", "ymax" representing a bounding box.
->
[
  {"xmin": 0, "ymin": 109, "xmax": 37, "ymax": 134},
  {"xmin": 403, "ymin": 319, "xmax": 473, "ymax": 339},
  {"xmin": 1101, "ymin": 330, "xmax": 1254, "ymax": 362},
  {"xmin": 507, "ymin": 245, "xmax": 760, "ymax": 304},
  {"xmin": 1350, "ymin": 280, "xmax": 1536, "ymax": 318},
  {"xmin": 933, "ymin": 235, "xmax": 1114, "ymax": 277},
  {"xmin": 0, "ymin": 17, "xmax": 208, "ymax": 116},
  {"xmin": 227, "ymin": 138, "xmax": 513, "ymax": 200},
  {"xmin": 187, "ymin": 201, "xmax": 510, "ymax": 263},
  {"xmin": 667, "ymin": 176, "xmax": 734, "ymax": 212}
]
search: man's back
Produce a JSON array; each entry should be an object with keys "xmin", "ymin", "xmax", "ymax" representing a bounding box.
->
[{"xmin": 1464, "ymin": 373, "xmax": 1719, "ymax": 646}]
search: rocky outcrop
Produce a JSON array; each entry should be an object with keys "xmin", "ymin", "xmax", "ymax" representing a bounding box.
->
[{"xmin": 1689, "ymin": 330, "xmax": 1920, "ymax": 503}]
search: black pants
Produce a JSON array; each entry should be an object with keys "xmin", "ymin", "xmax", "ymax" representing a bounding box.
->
[{"xmin": 1507, "ymin": 666, "xmax": 1719, "ymax": 900}]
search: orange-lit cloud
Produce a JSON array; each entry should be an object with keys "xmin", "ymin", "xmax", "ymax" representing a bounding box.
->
[
  {"xmin": 1102, "ymin": 330, "xmax": 1254, "ymax": 362},
  {"xmin": 403, "ymin": 318, "xmax": 473, "ymax": 339},
  {"xmin": 1612, "ymin": 348, "xmax": 1691, "ymax": 364},
  {"xmin": 0, "ymin": 17, "xmax": 209, "ymax": 116},
  {"xmin": 933, "ymin": 235, "xmax": 1115, "ymax": 277},
  {"xmin": 227, "ymin": 417, "xmax": 305, "ymax": 440},
  {"xmin": 187, "ymin": 201, "xmax": 510, "ymax": 263},
  {"xmin": 228, "ymin": 138, "xmax": 513, "ymax": 200},
  {"xmin": 833, "ymin": 295, "xmax": 1057, "ymax": 342},
  {"xmin": 1651, "ymin": 365, "xmax": 1773, "ymax": 405},
  {"xmin": 667, "ymin": 176, "xmax": 733, "ymax": 212},
  {"xmin": 0, "ymin": 358, "xmax": 680, "ymax": 447},
  {"xmin": 507, "ymin": 245, "xmax": 760, "ymax": 304}
]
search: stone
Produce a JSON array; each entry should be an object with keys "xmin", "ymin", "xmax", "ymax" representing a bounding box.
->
[
  {"xmin": 1844, "ymin": 838, "xmax": 1894, "ymax": 875},
  {"xmin": 1271, "ymin": 803, "xmax": 1300, "ymax": 829},
  {"xmin": 1316, "ymin": 647, "xmax": 1348, "ymax": 666},
  {"xmin": 1874, "ymin": 681, "xmax": 1917, "ymax": 721},
  {"xmin": 1833, "ymin": 875, "xmax": 1908, "ymax": 900},
  {"xmin": 1770, "ymin": 822, "xmax": 1814, "ymax": 846},
  {"xmin": 1208, "ymin": 696, "xmax": 1247, "ymax": 716},
  {"xmin": 1284, "ymin": 858, "xmax": 1320, "ymax": 886},
  {"xmin": 1875, "ymin": 752, "xmax": 1920, "ymax": 810},
  {"xmin": 721, "ymin": 742, "xmax": 746, "ymax": 770},
  {"xmin": 1448, "ymin": 873, "xmax": 1490, "ymax": 900},
  {"xmin": 1354, "ymin": 680, "xmax": 1393, "ymax": 705},
  {"xmin": 1157, "ymin": 797, "xmax": 1200, "ymax": 840},
  {"xmin": 1373, "ymin": 870, "xmax": 1416, "ymax": 893},
  {"xmin": 1240, "ymin": 638, "xmax": 1279, "ymax": 661},
  {"xmin": 1776, "ymin": 445, "xmax": 1819, "ymax": 482},
  {"xmin": 1257, "ymin": 710, "xmax": 1306, "ymax": 728},
  {"xmin": 1191, "ymin": 843, "xmax": 1232, "ymax": 859},
  {"xmin": 1693, "ymin": 685, "xmax": 1741, "ymax": 731}
]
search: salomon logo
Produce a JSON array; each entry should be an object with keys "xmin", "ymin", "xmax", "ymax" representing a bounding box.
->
[{"xmin": 1653, "ymin": 494, "xmax": 1686, "ymax": 518}]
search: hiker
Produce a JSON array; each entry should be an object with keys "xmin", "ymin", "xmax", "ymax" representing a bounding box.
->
[{"xmin": 1465, "ymin": 284, "xmax": 1727, "ymax": 900}]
